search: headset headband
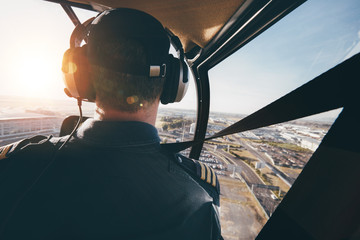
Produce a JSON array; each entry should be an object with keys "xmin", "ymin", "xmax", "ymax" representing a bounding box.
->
[{"xmin": 70, "ymin": 16, "xmax": 168, "ymax": 78}]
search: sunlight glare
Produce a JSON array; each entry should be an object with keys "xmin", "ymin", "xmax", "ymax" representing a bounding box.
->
[{"xmin": 14, "ymin": 51, "xmax": 60, "ymax": 98}]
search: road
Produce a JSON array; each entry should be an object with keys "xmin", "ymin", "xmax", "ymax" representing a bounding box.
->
[
  {"xmin": 205, "ymin": 145, "xmax": 278, "ymax": 217},
  {"xmin": 237, "ymin": 138, "xmax": 295, "ymax": 186}
]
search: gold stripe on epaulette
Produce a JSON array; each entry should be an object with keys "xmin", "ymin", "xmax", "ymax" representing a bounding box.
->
[
  {"xmin": 211, "ymin": 168, "xmax": 217, "ymax": 187},
  {"xmin": 200, "ymin": 162, "xmax": 206, "ymax": 180},
  {"xmin": 0, "ymin": 144, "xmax": 12, "ymax": 160},
  {"xmin": 205, "ymin": 164, "xmax": 212, "ymax": 185}
]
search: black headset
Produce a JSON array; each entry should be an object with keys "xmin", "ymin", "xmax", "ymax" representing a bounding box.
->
[{"xmin": 61, "ymin": 8, "xmax": 189, "ymax": 105}]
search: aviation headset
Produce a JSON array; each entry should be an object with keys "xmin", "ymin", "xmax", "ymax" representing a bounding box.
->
[{"xmin": 62, "ymin": 8, "xmax": 189, "ymax": 105}]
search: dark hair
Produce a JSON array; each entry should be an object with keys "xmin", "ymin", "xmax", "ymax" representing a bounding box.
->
[{"xmin": 90, "ymin": 37, "xmax": 164, "ymax": 112}]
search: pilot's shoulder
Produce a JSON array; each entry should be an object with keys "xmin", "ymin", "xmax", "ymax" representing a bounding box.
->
[
  {"xmin": 0, "ymin": 135, "xmax": 64, "ymax": 160},
  {"xmin": 175, "ymin": 154, "xmax": 220, "ymax": 197}
]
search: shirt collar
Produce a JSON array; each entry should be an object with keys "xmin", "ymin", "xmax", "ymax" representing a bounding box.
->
[{"xmin": 74, "ymin": 119, "xmax": 160, "ymax": 147}]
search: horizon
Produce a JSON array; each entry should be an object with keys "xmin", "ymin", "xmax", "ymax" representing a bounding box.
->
[{"xmin": 0, "ymin": 94, "xmax": 341, "ymax": 124}]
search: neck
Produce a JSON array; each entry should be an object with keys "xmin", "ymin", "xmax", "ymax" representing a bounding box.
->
[{"xmin": 94, "ymin": 101, "xmax": 159, "ymax": 126}]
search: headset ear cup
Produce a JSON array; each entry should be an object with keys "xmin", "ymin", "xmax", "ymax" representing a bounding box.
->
[
  {"xmin": 174, "ymin": 58, "xmax": 189, "ymax": 102},
  {"xmin": 61, "ymin": 45, "xmax": 96, "ymax": 101},
  {"xmin": 161, "ymin": 55, "xmax": 178, "ymax": 104},
  {"xmin": 160, "ymin": 54, "xmax": 188, "ymax": 104}
]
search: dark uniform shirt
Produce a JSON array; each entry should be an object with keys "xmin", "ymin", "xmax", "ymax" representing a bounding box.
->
[{"xmin": 0, "ymin": 119, "xmax": 221, "ymax": 239}]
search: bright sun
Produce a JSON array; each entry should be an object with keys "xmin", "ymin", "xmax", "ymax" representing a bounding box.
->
[{"xmin": 14, "ymin": 51, "xmax": 62, "ymax": 98}]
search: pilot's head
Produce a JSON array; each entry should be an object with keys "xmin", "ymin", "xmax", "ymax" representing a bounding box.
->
[
  {"xmin": 87, "ymin": 8, "xmax": 170, "ymax": 112},
  {"xmin": 62, "ymin": 8, "xmax": 188, "ymax": 113}
]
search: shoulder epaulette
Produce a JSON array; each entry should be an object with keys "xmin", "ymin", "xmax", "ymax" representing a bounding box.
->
[
  {"xmin": 0, "ymin": 135, "xmax": 50, "ymax": 160},
  {"xmin": 194, "ymin": 160, "xmax": 219, "ymax": 189},
  {"xmin": 175, "ymin": 154, "xmax": 220, "ymax": 195},
  {"xmin": 0, "ymin": 144, "xmax": 13, "ymax": 160}
]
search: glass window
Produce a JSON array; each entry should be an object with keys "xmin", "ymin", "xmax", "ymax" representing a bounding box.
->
[
  {"xmin": 207, "ymin": 0, "xmax": 359, "ymax": 238},
  {"xmin": 0, "ymin": 2, "xmax": 96, "ymax": 143}
]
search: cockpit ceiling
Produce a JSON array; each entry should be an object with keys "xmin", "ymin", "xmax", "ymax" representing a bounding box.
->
[{"xmin": 66, "ymin": 0, "xmax": 246, "ymax": 53}]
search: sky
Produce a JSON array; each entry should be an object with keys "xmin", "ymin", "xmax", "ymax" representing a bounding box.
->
[
  {"xmin": 0, "ymin": 0, "xmax": 359, "ymax": 118},
  {"xmin": 209, "ymin": 0, "xmax": 360, "ymax": 114}
]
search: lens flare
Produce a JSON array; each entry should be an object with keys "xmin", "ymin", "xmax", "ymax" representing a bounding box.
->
[
  {"xmin": 126, "ymin": 95, "xmax": 139, "ymax": 104},
  {"xmin": 67, "ymin": 62, "xmax": 77, "ymax": 74}
]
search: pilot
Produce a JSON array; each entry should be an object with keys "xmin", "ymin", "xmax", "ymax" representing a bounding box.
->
[{"xmin": 0, "ymin": 8, "xmax": 221, "ymax": 240}]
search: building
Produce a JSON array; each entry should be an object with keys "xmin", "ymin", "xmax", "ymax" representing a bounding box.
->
[
  {"xmin": 300, "ymin": 137, "xmax": 320, "ymax": 152},
  {"xmin": 189, "ymin": 123, "xmax": 196, "ymax": 134},
  {"xmin": 0, "ymin": 114, "xmax": 62, "ymax": 145}
]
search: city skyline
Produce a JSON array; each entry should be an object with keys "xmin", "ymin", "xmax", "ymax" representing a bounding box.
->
[{"xmin": 0, "ymin": 94, "xmax": 341, "ymax": 123}]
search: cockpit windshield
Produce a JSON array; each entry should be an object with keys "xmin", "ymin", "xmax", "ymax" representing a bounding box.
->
[{"xmin": 206, "ymin": 0, "xmax": 359, "ymax": 237}]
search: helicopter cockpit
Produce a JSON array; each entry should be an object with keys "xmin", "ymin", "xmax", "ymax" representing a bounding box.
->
[{"xmin": 1, "ymin": 0, "xmax": 359, "ymax": 239}]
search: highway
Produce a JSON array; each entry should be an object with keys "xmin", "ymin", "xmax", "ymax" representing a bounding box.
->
[
  {"xmin": 205, "ymin": 145, "xmax": 278, "ymax": 217},
  {"xmin": 237, "ymin": 138, "xmax": 295, "ymax": 186}
]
